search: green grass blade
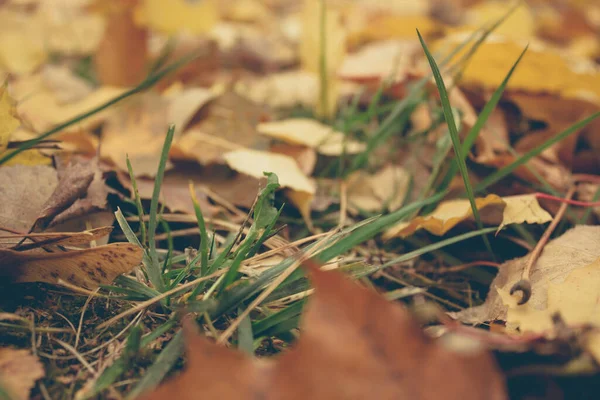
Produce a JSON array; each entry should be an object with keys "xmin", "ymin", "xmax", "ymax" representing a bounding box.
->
[
  {"xmin": 190, "ymin": 186, "xmax": 210, "ymax": 276},
  {"xmin": 147, "ymin": 124, "xmax": 176, "ymax": 292},
  {"xmin": 0, "ymin": 52, "xmax": 200, "ymax": 165},
  {"xmin": 237, "ymin": 307, "xmax": 254, "ymax": 355},
  {"xmin": 474, "ymin": 111, "xmax": 600, "ymax": 192},
  {"xmin": 439, "ymin": 45, "xmax": 528, "ymax": 191},
  {"xmin": 126, "ymin": 155, "xmax": 147, "ymax": 246},
  {"xmin": 252, "ymin": 300, "xmax": 306, "ymax": 337},
  {"xmin": 126, "ymin": 330, "xmax": 184, "ymax": 399},
  {"xmin": 418, "ymin": 30, "xmax": 494, "ymax": 259}
]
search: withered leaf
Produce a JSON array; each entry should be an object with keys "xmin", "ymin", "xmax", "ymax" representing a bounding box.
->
[
  {"xmin": 140, "ymin": 260, "xmax": 506, "ymax": 400},
  {"xmin": 0, "ymin": 243, "xmax": 142, "ymax": 289},
  {"xmin": 32, "ymin": 158, "xmax": 97, "ymax": 231},
  {"xmin": 0, "ymin": 348, "xmax": 44, "ymax": 400}
]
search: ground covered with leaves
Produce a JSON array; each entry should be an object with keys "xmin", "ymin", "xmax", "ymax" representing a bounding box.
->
[{"xmin": 1, "ymin": 0, "xmax": 600, "ymax": 399}]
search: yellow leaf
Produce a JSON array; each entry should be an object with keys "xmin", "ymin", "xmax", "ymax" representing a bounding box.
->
[
  {"xmin": 465, "ymin": 1, "xmax": 535, "ymax": 40},
  {"xmin": 500, "ymin": 258, "xmax": 600, "ymax": 362},
  {"xmin": 0, "ymin": 32, "xmax": 46, "ymax": 75},
  {"xmin": 347, "ymin": 14, "xmax": 442, "ymax": 48},
  {"xmin": 257, "ymin": 118, "xmax": 365, "ymax": 156},
  {"xmin": 223, "ymin": 148, "xmax": 315, "ymax": 195},
  {"xmin": 383, "ymin": 194, "xmax": 551, "ymax": 239},
  {"xmin": 436, "ymin": 33, "xmax": 600, "ymax": 102},
  {"xmin": 136, "ymin": 0, "xmax": 218, "ymax": 35},
  {"xmin": 0, "ymin": 348, "xmax": 44, "ymax": 400},
  {"xmin": 0, "ymin": 85, "xmax": 20, "ymax": 153}
]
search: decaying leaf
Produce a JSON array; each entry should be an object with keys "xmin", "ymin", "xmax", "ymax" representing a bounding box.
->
[
  {"xmin": 257, "ymin": 118, "xmax": 365, "ymax": 156},
  {"xmin": 139, "ymin": 260, "xmax": 507, "ymax": 400},
  {"xmin": 455, "ymin": 225, "xmax": 600, "ymax": 325},
  {"xmin": 0, "ymin": 164, "xmax": 58, "ymax": 234},
  {"xmin": 0, "ymin": 348, "xmax": 44, "ymax": 400},
  {"xmin": 0, "ymin": 84, "xmax": 20, "ymax": 154},
  {"xmin": 384, "ymin": 194, "xmax": 552, "ymax": 239},
  {"xmin": 136, "ymin": 0, "xmax": 219, "ymax": 35},
  {"xmin": 347, "ymin": 164, "xmax": 410, "ymax": 213},
  {"xmin": 0, "ymin": 242, "xmax": 142, "ymax": 289}
]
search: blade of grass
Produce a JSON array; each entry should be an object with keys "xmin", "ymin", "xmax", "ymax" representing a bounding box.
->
[
  {"xmin": 147, "ymin": 125, "xmax": 176, "ymax": 292},
  {"xmin": 417, "ymin": 30, "xmax": 494, "ymax": 259},
  {"xmin": 126, "ymin": 155, "xmax": 147, "ymax": 246},
  {"xmin": 126, "ymin": 331, "xmax": 184, "ymax": 399},
  {"xmin": 0, "ymin": 52, "xmax": 200, "ymax": 165},
  {"xmin": 190, "ymin": 184, "xmax": 210, "ymax": 276},
  {"xmin": 474, "ymin": 111, "xmax": 600, "ymax": 192},
  {"xmin": 439, "ymin": 46, "xmax": 528, "ymax": 192}
]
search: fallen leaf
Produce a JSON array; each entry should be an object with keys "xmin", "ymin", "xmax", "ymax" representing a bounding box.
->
[
  {"xmin": 223, "ymin": 148, "xmax": 315, "ymax": 196},
  {"xmin": 257, "ymin": 118, "xmax": 366, "ymax": 156},
  {"xmin": 235, "ymin": 70, "xmax": 319, "ymax": 110},
  {"xmin": 32, "ymin": 158, "xmax": 97, "ymax": 231},
  {"xmin": 170, "ymin": 91, "xmax": 269, "ymax": 166},
  {"xmin": 0, "ymin": 242, "xmax": 142, "ymax": 289},
  {"xmin": 498, "ymin": 257, "xmax": 600, "ymax": 362},
  {"xmin": 135, "ymin": 0, "xmax": 219, "ymax": 35},
  {"xmin": 347, "ymin": 164, "xmax": 410, "ymax": 213},
  {"xmin": 139, "ymin": 260, "xmax": 507, "ymax": 400},
  {"xmin": 0, "ymin": 164, "xmax": 58, "ymax": 234},
  {"xmin": 347, "ymin": 14, "xmax": 443, "ymax": 48},
  {"xmin": 455, "ymin": 225, "xmax": 600, "ymax": 325},
  {"xmin": 338, "ymin": 39, "xmax": 421, "ymax": 84},
  {"xmin": 0, "ymin": 348, "xmax": 44, "ymax": 400},
  {"xmin": 384, "ymin": 194, "xmax": 552, "ymax": 239},
  {"xmin": 270, "ymin": 143, "xmax": 317, "ymax": 176},
  {"xmin": 0, "ymin": 84, "xmax": 20, "ymax": 155},
  {"xmin": 465, "ymin": 1, "xmax": 536, "ymax": 39}
]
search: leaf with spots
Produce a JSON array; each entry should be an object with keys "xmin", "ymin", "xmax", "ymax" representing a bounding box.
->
[
  {"xmin": 0, "ymin": 242, "xmax": 142, "ymax": 289},
  {"xmin": 139, "ymin": 259, "xmax": 507, "ymax": 400}
]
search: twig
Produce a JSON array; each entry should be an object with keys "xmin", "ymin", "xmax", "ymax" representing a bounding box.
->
[{"xmin": 510, "ymin": 186, "xmax": 576, "ymax": 305}]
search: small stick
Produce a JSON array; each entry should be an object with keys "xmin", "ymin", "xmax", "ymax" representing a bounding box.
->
[{"xmin": 510, "ymin": 186, "xmax": 575, "ymax": 305}]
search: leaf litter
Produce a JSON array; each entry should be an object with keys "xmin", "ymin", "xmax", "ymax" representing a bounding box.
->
[{"xmin": 0, "ymin": 0, "xmax": 600, "ymax": 399}]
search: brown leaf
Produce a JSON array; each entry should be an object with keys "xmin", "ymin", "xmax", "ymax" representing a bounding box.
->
[
  {"xmin": 140, "ymin": 261, "xmax": 507, "ymax": 400},
  {"xmin": 32, "ymin": 158, "xmax": 97, "ymax": 231},
  {"xmin": 0, "ymin": 242, "xmax": 142, "ymax": 289},
  {"xmin": 0, "ymin": 164, "xmax": 58, "ymax": 234},
  {"xmin": 0, "ymin": 348, "xmax": 44, "ymax": 400}
]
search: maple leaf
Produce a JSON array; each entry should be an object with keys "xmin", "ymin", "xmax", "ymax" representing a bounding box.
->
[{"xmin": 139, "ymin": 260, "xmax": 507, "ymax": 400}]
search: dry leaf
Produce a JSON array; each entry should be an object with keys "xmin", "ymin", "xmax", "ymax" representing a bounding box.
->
[
  {"xmin": 384, "ymin": 194, "xmax": 552, "ymax": 239},
  {"xmin": 0, "ymin": 348, "xmax": 44, "ymax": 400},
  {"xmin": 170, "ymin": 91, "xmax": 269, "ymax": 166},
  {"xmin": 136, "ymin": 0, "xmax": 219, "ymax": 35},
  {"xmin": 140, "ymin": 260, "xmax": 506, "ymax": 400},
  {"xmin": 465, "ymin": 1, "xmax": 535, "ymax": 39},
  {"xmin": 338, "ymin": 39, "xmax": 421, "ymax": 84},
  {"xmin": 0, "ymin": 242, "xmax": 142, "ymax": 289},
  {"xmin": 455, "ymin": 225, "xmax": 600, "ymax": 325},
  {"xmin": 0, "ymin": 164, "xmax": 58, "ymax": 234},
  {"xmin": 224, "ymin": 148, "xmax": 315, "ymax": 195},
  {"xmin": 235, "ymin": 70, "xmax": 320, "ymax": 109},
  {"xmin": 347, "ymin": 164, "xmax": 410, "ymax": 213},
  {"xmin": 270, "ymin": 143, "xmax": 317, "ymax": 176},
  {"xmin": 257, "ymin": 118, "xmax": 366, "ymax": 156},
  {"xmin": 347, "ymin": 14, "xmax": 443, "ymax": 48}
]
